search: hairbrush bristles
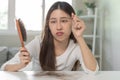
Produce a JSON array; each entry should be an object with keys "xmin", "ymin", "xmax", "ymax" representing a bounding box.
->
[
  {"xmin": 16, "ymin": 18, "xmax": 27, "ymax": 47},
  {"xmin": 18, "ymin": 19, "xmax": 27, "ymax": 42}
]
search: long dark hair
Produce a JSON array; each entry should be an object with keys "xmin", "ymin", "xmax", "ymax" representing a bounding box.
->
[{"xmin": 39, "ymin": 1, "xmax": 76, "ymax": 71}]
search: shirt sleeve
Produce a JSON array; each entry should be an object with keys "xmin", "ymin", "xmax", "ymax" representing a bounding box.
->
[
  {"xmin": 76, "ymin": 45, "xmax": 99, "ymax": 74},
  {"xmin": 0, "ymin": 51, "xmax": 20, "ymax": 70},
  {"xmin": 0, "ymin": 51, "xmax": 33, "ymax": 71},
  {"xmin": 0, "ymin": 35, "xmax": 41, "ymax": 71}
]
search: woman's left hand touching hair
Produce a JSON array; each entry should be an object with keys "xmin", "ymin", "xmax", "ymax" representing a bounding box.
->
[
  {"xmin": 71, "ymin": 13, "xmax": 86, "ymax": 40},
  {"xmin": 71, "ymin": 13, "xmax": 98, "ymax": 72}
]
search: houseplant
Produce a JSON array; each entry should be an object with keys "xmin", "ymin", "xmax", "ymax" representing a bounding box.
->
[
  {"xmin": 84, "ymin": 2, "xmax": 96, "ymax": 15},
  {"xmin": 76, "ymin": 9, "xmax": 83, "ymax": 16}
]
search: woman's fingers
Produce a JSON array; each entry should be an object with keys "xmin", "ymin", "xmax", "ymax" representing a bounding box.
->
[
  {"xmin": 71, "ymin": 13, "xmax": 86, "ymax": 29},
  {"xmin": 72, "ymin": 16, "xmax": 82, "ymax": 29},
  {"xmin": 19, "ymin": 47, "xmax": 31, "ymax": 64},
  {"xmin": 19, "ymin": 53, "xmax": 31, "ymax": 60},
  {"xmin": 20, "ymin": 55, "xmax": 31, "ymax": 64},
  {"xmin": 20, "ymin": 55, "xmax": 30, "ymax": 60},
  {"xmin": 71, "ymin": 13, "xmax": 86, "ymax": 38},
  {"xmin": 72, "ymin": 13, "xmax": 80, "ymax": 22},
  {"xmin": 20, "ymin": 51, "xmax": 30, "ymax": 56},
  {"xmin": 20, "ymin": 47, "xmax": 27, "ymax": 52}
]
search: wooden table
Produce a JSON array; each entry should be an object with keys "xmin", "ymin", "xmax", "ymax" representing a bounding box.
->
[{"xmin": 0, "ymin": 71, "xmax": 120, "ymax": 80}]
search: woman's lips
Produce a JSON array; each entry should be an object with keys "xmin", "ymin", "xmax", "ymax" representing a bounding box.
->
[{"xmin": 56, "ymin": 32, "xmax": 64, "ymax": 36}]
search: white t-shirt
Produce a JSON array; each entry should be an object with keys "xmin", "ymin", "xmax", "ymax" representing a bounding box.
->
[{"xmin": 1, "ymin": 36, "xmax": 99, "ymax": 74}]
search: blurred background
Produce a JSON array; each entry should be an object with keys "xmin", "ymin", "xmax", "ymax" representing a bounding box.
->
[{"xmin": 0, "ymin": 0, "xmax": 120, "ymax": 71}]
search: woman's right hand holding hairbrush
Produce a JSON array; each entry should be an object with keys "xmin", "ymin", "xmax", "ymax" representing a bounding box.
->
[
  {"xmin": 19, "ymin": 47, "xmax": 31, "ymax": 68},
  {"xmin": 4, "ymin": 47, "xmax": 31, "ymax": 71}
]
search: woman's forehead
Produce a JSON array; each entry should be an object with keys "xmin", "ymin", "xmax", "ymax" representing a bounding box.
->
[{"xmin": 50, "ymin": 9, "xmax": 70, "ymax": 18}]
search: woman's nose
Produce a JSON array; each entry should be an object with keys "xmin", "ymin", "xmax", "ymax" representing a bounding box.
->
[{"xmin": 56, "ymin": 21, "xmax": 62, "ymax": 30}]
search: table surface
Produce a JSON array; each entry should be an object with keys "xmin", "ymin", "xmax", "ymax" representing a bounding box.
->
[{"xmin": 0, "ymin": 71, "xmax": 120, "ymax": 80}]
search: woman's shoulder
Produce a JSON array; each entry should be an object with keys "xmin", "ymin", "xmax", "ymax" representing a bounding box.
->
[
  {"xmin": 33, "ymin": 34, "xmax": 43, "ymax": 43},
  {"xmin": 25, "ymin": 34, "xmax": 42, "ymax": 51}
]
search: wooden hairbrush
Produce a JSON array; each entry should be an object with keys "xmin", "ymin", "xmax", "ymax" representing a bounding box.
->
[{"xmin": 16, "ymin": 18, "xmax": 27, "ymax": 48}]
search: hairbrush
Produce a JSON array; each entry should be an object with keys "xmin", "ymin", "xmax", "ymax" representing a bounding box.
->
[{"xmin": 16, "ymin": 18, "xmax": 27, "ymax": 48}]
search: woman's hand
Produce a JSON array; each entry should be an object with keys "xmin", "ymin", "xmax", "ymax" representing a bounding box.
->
[
  {"xmin": 71, "ymin": 13, "xmax": 86, "ymax": 40},
  {"xmin": 4, "ymin": 47, "xmax": 31, "ymax": 71},
  {"xmin": 19, "ymin": 47, "xmax": 31, "ymax": 67}
]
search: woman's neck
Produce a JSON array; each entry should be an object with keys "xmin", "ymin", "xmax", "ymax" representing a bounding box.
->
[{"xmin": 54, "ymin": 39, "xmax": 69, "ymax": 56}]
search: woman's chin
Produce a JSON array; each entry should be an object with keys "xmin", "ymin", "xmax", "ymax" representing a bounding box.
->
[{"xmin": 54, "ymin": 37, "xmax": 66, "ymax": 43}]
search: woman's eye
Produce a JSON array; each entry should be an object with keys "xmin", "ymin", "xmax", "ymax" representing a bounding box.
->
[
  {"xmin": 50, "ymin": 21, "xmax": 56, "ymax": 23},
  {"xmin": 61, "ymin": 19, "xmax": 68, "ymax": 23}
]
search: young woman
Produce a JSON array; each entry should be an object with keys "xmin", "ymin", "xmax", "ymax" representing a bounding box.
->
[{"xmin": 1, "ymin": 1, "xmax": 99, "ymax": 74}]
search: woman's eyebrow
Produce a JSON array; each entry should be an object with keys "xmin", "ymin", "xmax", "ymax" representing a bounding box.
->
[
  {"xmin": 49, "ymin": 18, "xmax": 56, "ymax": 20},
  {"xmin": 49, "ymin": 17, "xmax": 71, "ymax": 20},
  {"xmin": 60, "ymin": 17, "xmax": 71, "ymax": 19}
]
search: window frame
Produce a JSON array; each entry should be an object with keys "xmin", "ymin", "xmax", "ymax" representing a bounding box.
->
[{"xmin": 0, "ymin": 0, "xmax": 72, "ymax": 35}]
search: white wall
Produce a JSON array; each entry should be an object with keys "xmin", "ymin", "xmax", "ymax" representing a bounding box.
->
[{"xmin": 99, "ymin": 0, "xmax": 120, "ymax": 70}]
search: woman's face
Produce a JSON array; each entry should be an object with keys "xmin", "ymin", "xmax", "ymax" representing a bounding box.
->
[{"xmin": 49, "ymin": 9, "xmax": 72, "ymax": 42}]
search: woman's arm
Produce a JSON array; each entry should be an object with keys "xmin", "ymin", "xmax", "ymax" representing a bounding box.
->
[
  {"xmin": 4, "ymin": 63, "xmax": 25, "ymax": 71},
  {"xmin": 77, "ymin": 37, "xmax": 97, "ymax": 71},
  {"xmin": 1, "ymin": 36, "xmax": 41, "ymax": 71},
  {"xmin": 71, "ymin": 13, "xmax": 97, "ymax": 71}
]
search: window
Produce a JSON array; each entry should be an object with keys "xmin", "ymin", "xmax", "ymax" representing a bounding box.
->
[
  {"xmin": 0, "ymin": 0, "xmax": 72, "ymax": 32},
  {"xmin": 15, "ymin": 0, "xmax": 43, "ymax": 31},
  {"xmin": 16, "ymin": 0, "xmax": 72, "ymax": 31},
  {"xmin": 0, "ymin": 0, "xmax": 8, "ymax": 30}
]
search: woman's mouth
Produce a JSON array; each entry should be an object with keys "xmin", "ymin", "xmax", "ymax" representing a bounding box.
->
[{"xmin": 56, "ymin": 32, "xmax": 64, "ymax": 36}]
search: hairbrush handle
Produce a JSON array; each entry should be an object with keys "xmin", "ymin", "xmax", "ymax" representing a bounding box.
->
[{"xmin": 16, "ymin": 19, "xmax": 25, "ymax": 47}]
